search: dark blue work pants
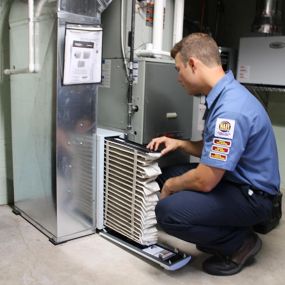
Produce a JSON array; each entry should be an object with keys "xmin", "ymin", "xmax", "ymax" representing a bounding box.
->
[{"xmin": 155, "ymin": 163, "xmax": 273, "ymax": 256}]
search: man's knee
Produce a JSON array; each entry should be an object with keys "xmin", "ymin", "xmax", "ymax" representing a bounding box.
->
[
  {"xmin": 155, "ymin": 197, "xmax": 180, "ymax": 227},
  {"xmin": 155, "ymin": 197, "xmax": 196, "ymax": 242},
  {"xmin": 155, "ymin": 198, "xmax": 170, "ymax": 225}
]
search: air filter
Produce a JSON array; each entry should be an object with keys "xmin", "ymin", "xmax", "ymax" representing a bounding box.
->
[{"xmin": 104, "ymin": 137, "xmax": 161, "ymax": 245}]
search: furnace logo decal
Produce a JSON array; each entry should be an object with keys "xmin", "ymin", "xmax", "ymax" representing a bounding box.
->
[
  {"xmin": 219, "ymin": 121, "xmax": 231, "ymax": 132},
  {"xmin": 214, "ymin": 118, "xmax": 235, "ymax": 139}
]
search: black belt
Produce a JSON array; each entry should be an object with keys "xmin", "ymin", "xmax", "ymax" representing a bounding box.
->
[
  {"xmin": 250, "ymin": 189, "xmax": 275, "ymax": 199},
  {"xmin": 226, "ymin": 180, "xmax": 276, "ymax": 200}
]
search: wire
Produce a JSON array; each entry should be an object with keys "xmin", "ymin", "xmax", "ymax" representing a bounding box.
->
[{"xmin": 121, "ymin": 0, "xmax": 129, "ymax": 79}]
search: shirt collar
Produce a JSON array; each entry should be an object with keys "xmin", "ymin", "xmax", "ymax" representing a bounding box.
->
[{"xmin": 205, "ymin": 70, "xmax": 234, "ymax": 109}]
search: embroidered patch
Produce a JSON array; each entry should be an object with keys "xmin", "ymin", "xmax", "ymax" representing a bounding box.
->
[
  {"xmin": 211, "ymin": 145, "xmax": 230, "ymax": 154},
  {"xmin": 209, "ymin": 152, "xmax": 227, "ymax": 161},
  {"xmin": 214, "ymin": 118, "xmax": 235, "ymax": 139},
  {"xmin": 213, "ymin": 138, "xmax": 232, "ymax": 147}
]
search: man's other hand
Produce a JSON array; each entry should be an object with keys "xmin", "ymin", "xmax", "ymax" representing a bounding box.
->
[{"xmin": 147, "ymin": 136, "xmax": 181, "ymax": 156}]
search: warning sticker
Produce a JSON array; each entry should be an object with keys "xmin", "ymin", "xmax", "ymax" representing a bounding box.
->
[
  {"xmin": 209, "ymin": 152, "xmax": 227, "ymax": 161},
  {"xmin": 213, "ymin": 138, "xmax": 232, "ymax": 147},
  {"xmin": 211, "ymin": 145, "xmax": 230, "ymax": 154}
]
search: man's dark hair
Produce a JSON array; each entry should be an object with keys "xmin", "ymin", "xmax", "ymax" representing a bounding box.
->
[{"xmin": 171, "ymin": 33, "xmax": 221, "ymax": 67}]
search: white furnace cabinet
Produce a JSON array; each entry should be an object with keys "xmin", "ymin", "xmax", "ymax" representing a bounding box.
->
[{"xmin": 237, "ymin": 36, "xmax": 285, "ymax": 86}]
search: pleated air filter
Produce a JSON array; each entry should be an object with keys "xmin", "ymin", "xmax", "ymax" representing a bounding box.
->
[{"xmin": 104, "ymin": 137, "xmax": 161, "ymax": 246}]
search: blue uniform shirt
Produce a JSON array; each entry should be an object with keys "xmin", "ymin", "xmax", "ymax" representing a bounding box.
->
[{"xmin": 200, "ymin": 71, "xmax": 280, "ymax": 195}]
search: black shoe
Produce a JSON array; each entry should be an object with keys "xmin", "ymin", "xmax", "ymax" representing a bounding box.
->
[
  {"xmin": 202, "ymin": 232, "xmax": 262, "ymax": 276},
  {"xmin": 196, "ymin": 245, "xmax": 218, "ymax": 255}
]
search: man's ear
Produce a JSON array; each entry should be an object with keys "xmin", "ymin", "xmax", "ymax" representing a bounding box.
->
[{"xmin": 188, "ymin": 57, "xmax": 196, "ymax": 72}]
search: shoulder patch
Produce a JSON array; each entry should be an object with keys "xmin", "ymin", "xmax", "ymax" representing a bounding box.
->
[{"xmin": 214, "ymin": 118, "xmax": 235, "ymax": 139}]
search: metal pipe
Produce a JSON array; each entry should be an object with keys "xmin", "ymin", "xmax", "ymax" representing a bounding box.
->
[
  {"xmin": 251, "ymin": 0, "xmax": 282, "ymax": 34},
  {"xmin": 265, "ymin": 0, "xmax": 275, "ymax": 14},
  {"xmin": 173, "ymin": 0, "xmax": 184, "ymax": 45},
  {"xmin": 28, "ymin": 0, "xmax": 35, "ymax": 72},
  {"xmin": 4, "ymin": 0, "xmax": 36, "ymax": 75}
]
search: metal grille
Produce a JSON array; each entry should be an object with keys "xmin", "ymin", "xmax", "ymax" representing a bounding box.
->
[
  {"xmin": 72, "ymin": 134, "xmax": 94, "ymax": 220},
  {"xmin": 245, "ymin": 84, "xmax": 285, "ymax": 94},
  {"xmin": 104, "ymin": 138, "xmax": 161, "ymax": 245}
]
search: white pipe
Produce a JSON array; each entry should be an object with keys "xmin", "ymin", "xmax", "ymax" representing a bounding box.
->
[
  {"xmin": 4, "ymin": 0, "xmax": 36, "ymax": 75},
  {"xmin": 35, "ymin": 0, "xmax": 57, "ymax": 17},
  {"xmin": 153, "ymin": 0, "xmax": 164, "ymax": 51},
  {"xmin": 28, "ymin": 0, "xmax": 35, "ymax": 72},
  {"xmin": 173, "ymin": 0, "xmax": 184, "ymax": 45},
  {"xmin": 35, "ymin": 0, "xmax": 47, "ymax": 18},
  {"xmin": 135, "ymin": 49, "xmax": 170, "ymax": 58}
]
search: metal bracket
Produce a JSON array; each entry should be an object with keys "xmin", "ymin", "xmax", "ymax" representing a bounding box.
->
[{"xmin": 100, "ymin": 229, "xmax": 191, "ymax": 271}]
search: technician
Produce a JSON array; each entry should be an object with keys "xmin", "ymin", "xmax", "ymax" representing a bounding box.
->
[{"xmin": 147, "ymin": 33, "xmax": 280, "ymax": 276}]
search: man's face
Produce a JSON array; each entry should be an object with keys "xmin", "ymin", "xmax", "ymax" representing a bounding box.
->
[{"xmin": 175, "ymin": 52, "xmax": 200, "ymax": 95}]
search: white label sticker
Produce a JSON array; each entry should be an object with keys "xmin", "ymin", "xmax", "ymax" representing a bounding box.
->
[
  {"xmin": 238, "ymin": 65, "xmax": 250, "ymax": 80},
  {"xmin": 99, "ymin": 59, "xmax": 111, "ymax": 88},
  {"xmin": 197, "ymin": 103, "xmax": 206, "ymax": 131},
  {"xmin": 214, "ymin": 118, "xmax": 235, "ymax": 139}
]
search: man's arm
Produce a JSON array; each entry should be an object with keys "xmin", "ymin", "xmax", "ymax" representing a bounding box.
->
[
  {"xmin": 147, "ymin": 136, "xmax": 204, "ymax": 157},
  {"xmin": 160, "ymin": 163, "xmax": 225, "ymax": 199},
  {"xmin": 179, "ymin": 139, "xmax": 204, "ymax": 157}
]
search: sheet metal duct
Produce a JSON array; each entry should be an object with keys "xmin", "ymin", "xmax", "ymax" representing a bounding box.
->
[{"xmin": 9, "ymin": 0, "xmax": 101, "ymax": 244}]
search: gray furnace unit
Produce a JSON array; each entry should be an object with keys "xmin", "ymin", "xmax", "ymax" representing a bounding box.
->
[{"xmin": 98, "ymin": 0, "xmax": 193, "ymax": 145}]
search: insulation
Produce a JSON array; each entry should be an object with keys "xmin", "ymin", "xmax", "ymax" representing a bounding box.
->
[{"xmin": 104, "ymin": 137, "xmax": 161, "ymax": 245}]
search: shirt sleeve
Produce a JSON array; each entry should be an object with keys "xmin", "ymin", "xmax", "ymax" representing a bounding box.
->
[{"xmin": 200, "ymin": 111, "xmax": 250, "ymax": 171}]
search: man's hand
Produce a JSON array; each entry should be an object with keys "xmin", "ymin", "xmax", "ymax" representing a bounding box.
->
[
  {"xmin": 147, "ymin": 136, "xmax": 181, "ymax": 156},
  {"xmin": 160, "ymin": 180, "xmax": 173, "ymax": 199},
  {"xmin": 158, "ymin": 164, "xmax": 226, "ymax": 199}
]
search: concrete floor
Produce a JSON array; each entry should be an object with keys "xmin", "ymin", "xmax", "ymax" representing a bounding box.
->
[{"xmin": 0, "ymin": 204, "xmax": 284, "ymax": 285}]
